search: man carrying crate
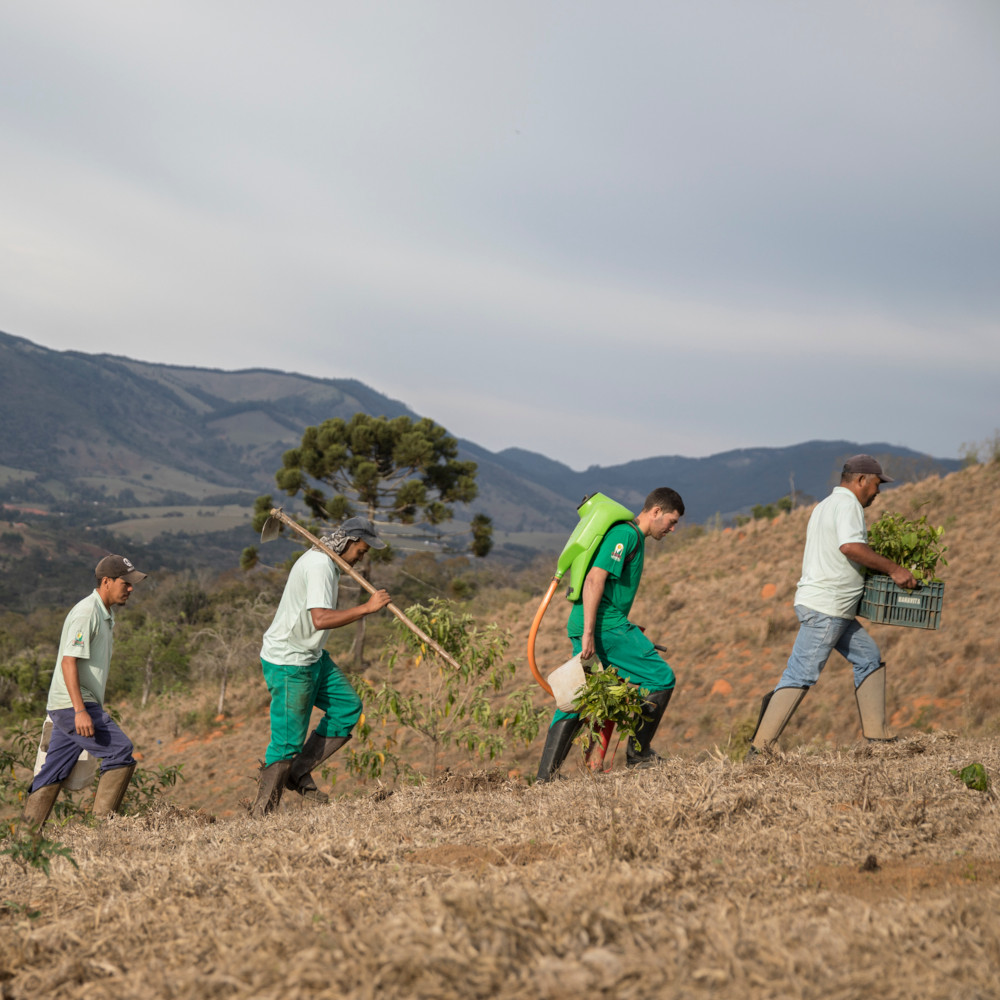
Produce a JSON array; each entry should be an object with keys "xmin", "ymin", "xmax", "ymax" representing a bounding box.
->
[{"xmin": 747, "ymin": 455, "xmax": 918, "ymax": 755}]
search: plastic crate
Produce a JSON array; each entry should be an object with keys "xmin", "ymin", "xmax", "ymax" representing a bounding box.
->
[{"xmin": 857, "ymin": 575, "xmax": 944, "ymax": 630}]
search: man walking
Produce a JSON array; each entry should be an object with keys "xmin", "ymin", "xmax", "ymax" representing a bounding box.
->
[
  {"xmin": 535, "ymin": 487, "xmax": 685, "ymax": 782},
  {"xmin": 748, "ymin": 455, "xmax": 918, "ymax": 755},
  {"xmin": 22, "ymin": 555, "xmax": 146, "ymax": 827},
  {"xmin": 252, "ymin": 516, "xmax": 391, "ymax": 817}
]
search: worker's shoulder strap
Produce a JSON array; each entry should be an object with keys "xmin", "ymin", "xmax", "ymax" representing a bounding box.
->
[{"xmin": 622, "ymin": 520, "xmax": 643, "ymax": 565}]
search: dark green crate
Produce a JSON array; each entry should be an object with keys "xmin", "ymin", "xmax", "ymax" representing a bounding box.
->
[{"xmin": 857, "ymin": 575, "xmax": 944, "ymax": 630}]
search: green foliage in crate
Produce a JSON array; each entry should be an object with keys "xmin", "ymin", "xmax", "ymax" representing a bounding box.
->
[{"xmin": 866, "ymin": 512, "xmax": 948, "ymax": 582}]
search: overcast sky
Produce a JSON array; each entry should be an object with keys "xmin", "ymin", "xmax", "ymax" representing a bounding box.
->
[{"xmin": 2, "ymin": 2, "xmax": 998, "ymax": 469}]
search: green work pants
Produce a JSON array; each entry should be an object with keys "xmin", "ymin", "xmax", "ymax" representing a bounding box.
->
[
  {"xmin": 551, "ymin": 622, "xmax": 675, "ymax": 726},
  {"xmin": 260, "ymin": 650, "xmax": 363, "ymax": 765}
]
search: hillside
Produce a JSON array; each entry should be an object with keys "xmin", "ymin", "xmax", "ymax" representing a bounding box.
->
[
  {"xmin": 1, "ymin": 736, "xmax": 997, "ymax": 999},
  {"xmin": 24, "ymin": 460, "xmax": 1000, "ymax": 817},
  {"xmin": 1, "ymin": 463, "xmax": 999, "ymax": 998},
  {"xmin": 1, "ymin": 329, "xmax": 961, "ymax": 547}
]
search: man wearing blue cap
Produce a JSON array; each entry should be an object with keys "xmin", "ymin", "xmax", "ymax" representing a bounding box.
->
[{"xmin": 252, "ymin": 517, "xmax": 391, "ymax": 817}]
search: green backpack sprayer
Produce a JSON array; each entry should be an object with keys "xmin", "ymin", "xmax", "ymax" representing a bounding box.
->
[{"xmin": 527, "ymin": 492, "xmax": 639, "ymax": 769}]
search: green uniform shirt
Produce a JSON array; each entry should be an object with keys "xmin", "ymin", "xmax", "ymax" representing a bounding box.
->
[
  {"xmin": 567, "ymin": 521, "xmax": 645, "ymax": 636},
  {"xmin": 47, "ymin": 590, "xmax": 115, "ymax": 710},
  {"xmin": 260, "ymin": 549, "xmax": 340, "ymax": 666}
]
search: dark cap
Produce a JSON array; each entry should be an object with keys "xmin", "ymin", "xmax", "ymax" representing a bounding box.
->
[
  {"xmin": 341, "ymin": 516, "xmax": 386, "ymax": 549},
  {"xmin": 95, "ymin": 555, "xmax": 148, "ymax": 584},
  {"xmin": 842, "ymin": 454, "xmax": 894, "ymax": 483}
]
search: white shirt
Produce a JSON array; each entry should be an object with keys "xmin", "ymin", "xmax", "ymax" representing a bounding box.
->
[
  {"xmin": 794, "ymin": 487, "xmax": 868, "ymax": 618},
  {"xmin": 260, "ymin": 549, "xmax": 340, "ymax": 665}
]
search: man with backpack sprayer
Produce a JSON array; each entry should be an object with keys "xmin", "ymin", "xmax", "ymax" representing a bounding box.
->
[
  {"xmin": 535, "ymin": 487, "xmax": 685, "ymax": 781},
  {"xmin": 746, "ymin": 455, "xmax": 918, "ymax": 756}
]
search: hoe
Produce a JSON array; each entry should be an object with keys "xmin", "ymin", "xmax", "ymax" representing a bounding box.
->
[{"xmin": 260, "ymin": 507, "xmax": 462, "ymax": 671}]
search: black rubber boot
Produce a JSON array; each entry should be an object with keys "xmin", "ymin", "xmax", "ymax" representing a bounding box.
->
[
  {"xmin": 250, "ymin": 760, "xmax": 292, "ymax": 818},
  {"xmin": 626, "ymin": 688, "xmax": 673, "ymax": 769},
  {"xmin": 535, "ymin": 718, "xmax": 582, "ymax": 783},
  {"xmin": 286, "ymin": 732, "xmax": 350, "ymax": 803}
]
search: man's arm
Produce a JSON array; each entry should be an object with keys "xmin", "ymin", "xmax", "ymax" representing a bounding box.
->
[
  {"xmin": 840, "ymin": 543, "xmax": 918, "ymax": 589},
  {"xmin": 309, "ymin": 589, "xmax": 392, "ymax": 631},
  {"xmin": 60, "ymin": 656, "xmax": 95, "ymax": 737},
  {"xmin": 579, "ymin": 567, "xmax": 609, "ymax": 662}
]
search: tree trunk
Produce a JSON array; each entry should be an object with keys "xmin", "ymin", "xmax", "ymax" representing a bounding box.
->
[
  {"xmin": 141, "ymin": 649, "xmax": 154, "ymax": 708},
  {"xmin": 217, "ymin": 668, "xmax": 228, "ymax": 716}
]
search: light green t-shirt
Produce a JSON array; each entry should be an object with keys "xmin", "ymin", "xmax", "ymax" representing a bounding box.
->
[
  {"xmin": 794, "ymin": 487, "xmax": 868, "ymax": 618},
  {"xmin": 47, "ymin": 590, "xmax": 115, "ymax": 710},
  {"xmin": 260, "ymin": 548, "xmax": 340, "ymax": 666},
  {"xmin": 567, "ymin": 521, "xmax": 645, "ymax": 636}
]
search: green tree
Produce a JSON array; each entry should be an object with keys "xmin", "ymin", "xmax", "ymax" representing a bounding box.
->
[{"xmin": 258, "ymin": 413, "xmax": 493, "ymax": 667}]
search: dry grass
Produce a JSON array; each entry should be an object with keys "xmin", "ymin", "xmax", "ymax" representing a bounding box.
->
[{"xmin": 2, "ymin": 734, "xmax": 998, "ymax": 999}]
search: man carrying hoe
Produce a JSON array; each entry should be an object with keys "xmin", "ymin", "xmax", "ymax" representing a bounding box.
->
[
  {"xmin": 22, "ymin": 555, "xmax": 146, "ymax": 827},
  {"xmin": 536, "ymin": 487, "xmax": 685, "ymax": 782},
  {"xmin": 748, "ymin": 455, "xmax": 918, "ymax": 755},
  {"xmin": 252, "ymin": 516, "xmax": 391, "ymax": 817}
]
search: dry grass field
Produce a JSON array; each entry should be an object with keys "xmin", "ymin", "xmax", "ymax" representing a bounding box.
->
[
  {"xmin": 2, "ymin": 736, "xmax": 997, "ymax": 999},
  {"xmin": 2, "ymin": 462, "xmax": 998, "ymax": 998}
]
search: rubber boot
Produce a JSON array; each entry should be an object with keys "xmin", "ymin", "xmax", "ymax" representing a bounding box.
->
[
  {"xmin": 250, "ymin": 760, "xmax": 292, "ymax": 818},
  {"xmin": 626, "ymin": 688, "xmax": 673, "ymax": 769},
  {"xmin": 535, "ymin": 718, "xmax": 582, "ymax": 783},
  {"xmin": 22, "ymin": 782, "xmax": 62, "ymax": 829},
  {"xmin": 93, "ymin": 764, "xmax": 135, "ymax": 819},
  {"xmin": 856, "ymin": 664, "xmax": 894, "ymax": 741},
  {"xmin": 747, "ymin": 686, "xmax": 808, "ymax": 755},
  {"xmin": 286, "ymin": 733, "xmax": 350, "ymax": 803}
]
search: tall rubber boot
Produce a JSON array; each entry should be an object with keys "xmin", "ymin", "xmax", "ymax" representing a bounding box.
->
[
  {"xmin": 626, "ymin": 688, "xmax": 673, "ymax": 769},
  {"xmin": 748, "ymin": 686, "xmax": 808, "ymax": 754},
  {"xmin": 856, "ymin": 664, "xmax": 894, "ymax": 741},
  {"xmin": 286, "ymin": 732, "xmax": 350, "ymax": 803},
  {"xmin": 250, "ymin": 760, "xmax": 292, "ymax": 818},
  {"xmin": 535, "ymin": 718, "xmax": 582, "ymax": 783},
  {"xmin": 93, "ymin": 764, "xmax": 136, "ymax": 818},
  {"xmin": 22, "ymin": 782, "xmax": 62, "ymax": 829}
]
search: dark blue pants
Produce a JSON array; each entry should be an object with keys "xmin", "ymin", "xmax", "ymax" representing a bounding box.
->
[{"xmin": 30, "ymin": 703, "xmax": 135, "ymax": 791}]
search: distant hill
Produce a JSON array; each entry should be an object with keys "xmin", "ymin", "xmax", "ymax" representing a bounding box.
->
[{"xmin": 0, "ymin": 328, "xmax": 962, "ymax": 568}]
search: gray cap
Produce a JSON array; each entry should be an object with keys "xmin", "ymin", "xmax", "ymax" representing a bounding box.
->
[
  {"xmin": 843, "ymin": 454, "xmax": 894, "ymax": 483},
  {"xmin": 341, "ymin": 516, "xmax": 386, "ymax": 549},
  {"xmin": 95, "ymin": 554, "xmax": 147, "ymax": 584}
]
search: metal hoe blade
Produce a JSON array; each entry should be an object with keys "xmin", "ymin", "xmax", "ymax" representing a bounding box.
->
[{"xmin": 260, "ymin": 515, "xmax": 283, "ymax": 543}]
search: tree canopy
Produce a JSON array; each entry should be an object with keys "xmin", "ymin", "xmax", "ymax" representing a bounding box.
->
[{"xmin": 262, "ymin": 413, "xmax": 492, "ymax": 559}]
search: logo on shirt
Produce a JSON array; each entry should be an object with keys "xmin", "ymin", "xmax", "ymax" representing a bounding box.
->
[
  {"xmin": 610, "ymin": 542, "xmax": 625, "ymax": 563},
  {"xmin": 72, "ymin": 629, "xmax": 85, "ymax": 649}
]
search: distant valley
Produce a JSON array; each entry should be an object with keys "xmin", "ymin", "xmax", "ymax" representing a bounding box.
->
[{"xmin": 0, "ymin": 328, "xmax": 962, "ymax": 603}]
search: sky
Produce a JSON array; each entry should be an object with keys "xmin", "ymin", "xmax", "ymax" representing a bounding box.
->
[{"xmin": 2, "ymin": 2, "xmax": 998, "ymax": 470}]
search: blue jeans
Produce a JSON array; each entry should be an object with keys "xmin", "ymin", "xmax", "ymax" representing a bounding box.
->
[
  {"xmin": 777, "ymin": 605, "xmax": 881, "ymax": 691},
  {"xmin": 31, "ymin": 704, "xmax": 135, "ymax": 791}
]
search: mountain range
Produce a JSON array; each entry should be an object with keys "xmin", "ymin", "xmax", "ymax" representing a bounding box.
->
[{"xmin": 0, "ymin": 328, "xmax": 961, "ymax": 542}]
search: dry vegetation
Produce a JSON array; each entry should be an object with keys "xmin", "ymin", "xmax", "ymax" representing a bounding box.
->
[
  {"xmin": 2, "ymin": 463, "xmax": 999, "ymax": 998},
  {"xmin": 2, "ymin": 736, "xmax": 998, "ymax": 999}
]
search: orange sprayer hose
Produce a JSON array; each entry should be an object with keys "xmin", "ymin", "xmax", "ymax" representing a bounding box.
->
[{"xmin": 526, "ymin": 577, "xmax": 559, "ymax": 696}]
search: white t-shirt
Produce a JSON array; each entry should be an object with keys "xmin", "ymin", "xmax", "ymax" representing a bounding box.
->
[
  {"xmin": 794, "ymin": 487, "xmax": 868, "ymax": 618},
  {"xmin": 260, "ymin": 549, "xmax": 340, "ymax": 666}
]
